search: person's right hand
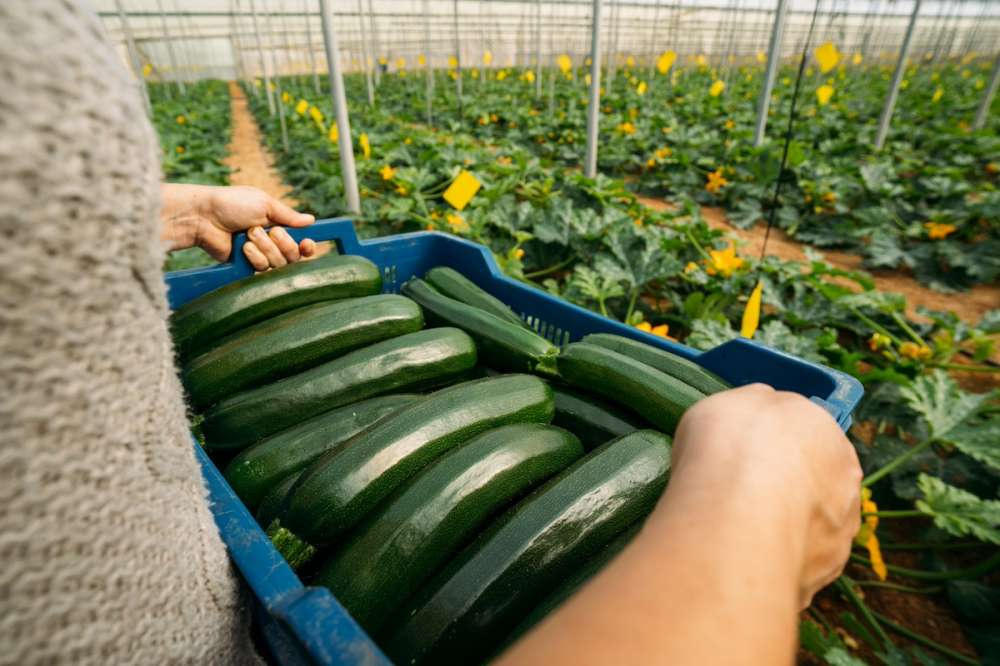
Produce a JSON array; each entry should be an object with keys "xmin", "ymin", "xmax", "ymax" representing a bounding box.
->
[{"xmin": 671, "ymin": 383, "xmax": 862, "ymax": 608}]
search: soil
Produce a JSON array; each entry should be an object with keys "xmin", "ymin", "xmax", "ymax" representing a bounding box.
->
[
  {"xmin": 223, "ymin": 81, "xmax": 299, "ymax": 207},
  {"xmin": 637, "ymin": 196, "xmax": 1000, "ymax": 327}
]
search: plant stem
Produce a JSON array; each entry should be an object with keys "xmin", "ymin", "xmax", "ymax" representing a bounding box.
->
[
  {"xmin": 869, "ymin": 609, "xmax": 978, "ymax": 665},
  {"xmin": 862, "ymin": 438, "xmax": 935, "ymax": 487},
  {"xmin": 836, "ymin": 576, "xmax": 893, "ymax": 649},
  {"xmin": 891, "ymin": 311, "xmax": 927, "ymax": 347},
  {"xmin": 683, "ymin": 227, "xmax": 713, "ymax": 262},
  {"xmin": 524, "ymin": 254, "xmax": 578, "ymax": 279},
  {"xmin": 849, "ymin": 306, "xmax": 901, "ymax": 345},
  {"xmin": 625, "ymin": 288, "xmax": 640, "ymax": 323},
  {"xmin": 880, "ymin": 541, "xmax": 984, "ymax": 552},
  {"xmin": 862, "ymin": 510, "xmax": 927, "ymax": 519},
  {"xmin": 853, "ymin": 580, "xmax": 942, "ymax": 594},
  {"xmin": 931, "ymin": 362, "xmax": 1000, "ymax": 374},
  {"xmin": 850, "ymin": 550, "xmax": 1000, "ymax": 581}
]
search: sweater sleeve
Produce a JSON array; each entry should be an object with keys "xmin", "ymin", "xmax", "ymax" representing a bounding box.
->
[{"xmin": 0, "ymin": 2, "xmax": 262, "ymax": 663}]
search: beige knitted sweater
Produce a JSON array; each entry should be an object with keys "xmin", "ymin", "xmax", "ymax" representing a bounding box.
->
[{"xmin": 0, "ymin": 2, "xmax": 260, "ymax": 663}]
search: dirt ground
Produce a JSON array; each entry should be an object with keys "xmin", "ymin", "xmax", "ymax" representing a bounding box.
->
[
  {"xmin": 223, "ymin": 81, "xmax": 299, "ymax": 207},
  {"xmin": 637, "ymin": 197, "xmax": 1000, "ymax": 326}
]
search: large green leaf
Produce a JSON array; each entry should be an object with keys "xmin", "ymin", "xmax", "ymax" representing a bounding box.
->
[
  {"xmin": 944, "ymin": 414, "xmax": 1000, "ymax": 472},
  {"xmin": 915, "ymin": 474, "xmax": 1000, "ymax": 545},
  {"xmin": 899, "ymin": 371, "xmax": 995, "ymax": 440}
]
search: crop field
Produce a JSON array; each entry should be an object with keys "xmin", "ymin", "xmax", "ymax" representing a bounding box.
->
[{"xmin": 146, "ymin": 13, "xmax": 999, "ymax": 663}]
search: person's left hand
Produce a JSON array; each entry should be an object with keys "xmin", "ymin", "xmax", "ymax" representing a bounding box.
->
[{"xmin": 161, "ymin": 183, "xmax": 317, "ymax": 270}]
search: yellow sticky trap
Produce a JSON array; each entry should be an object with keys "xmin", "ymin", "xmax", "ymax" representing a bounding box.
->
[
  {"xmin": 814, "ymin": 42, "xmax": 841, "ymax": 73},
  {"xmin": 656, "ymin": 51, "xmax": 676, "ymax": 75},
  {"xmin": 418, "ymin": 54, "xmax": 426, "ymax": 66},
  {"xmin": 448, "ymin": 55, "xmax": 458, "ymax": 69},
  {"xmin": 442, "ymin": 170, "xmax": 482, "ymax": 211},
  {"xmin": 483, "ymin": 51, "xmax": 493, "ymax": 65},
  {"xmin": 557, "ymin": 54, "xmax": 573, "ymax": 73},
  {"xmin": 740, "ymin": 281, "xmax": 763, "ymax": 338}
]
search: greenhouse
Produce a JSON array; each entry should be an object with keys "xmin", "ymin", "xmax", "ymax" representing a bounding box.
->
[{"xmin": 2, "ymin": 0, "xmax": 999, "ymax": 664}]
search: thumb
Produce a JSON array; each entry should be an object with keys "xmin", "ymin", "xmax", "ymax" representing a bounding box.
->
[{"xmin": 266, "ymin": 198, "xmax": 315, "ymax": 228}]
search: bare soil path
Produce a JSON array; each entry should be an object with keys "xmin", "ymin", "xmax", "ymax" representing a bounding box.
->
[
  {"xmin": 223, "ymin": 81, "xmax": 298, "ymax": 206},
  {"xmin": 637, "ymin": 196, "xmax": 1000, "ymax": 326}
]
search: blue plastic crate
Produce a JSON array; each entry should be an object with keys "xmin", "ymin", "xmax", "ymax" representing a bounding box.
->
[{"xmin": 166, "ymin": 218, "xmax": 863, "ymax": 665}]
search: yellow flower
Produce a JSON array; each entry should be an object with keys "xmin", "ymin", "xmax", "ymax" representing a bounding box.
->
[
  {"xmin": 396, "ymin": 57, "xmax": 406, "ymax": 69},
  {"xmin": 175, "ymin": 145, "xmax": 185, "ymax": 154},
  {"xmin": 490, "ymin": 114, "xmax": 499, "ymax": 123},
  {"xmin": 404, "ymin": 137, "xmax": 412, "ymax": 145},
  {"xmin": 426, "ymin": 223, "xmax": 435, "ymax": 231},
  {"xmin": 309, "ymin": 106, "xmax": 324, "ymax": 124},
  {"xmin": 296, "ymin": 99, "xmax": 309, "ymax": 115},
  {"xmin": 395, "ymin": 185, "xmax": 408, "ymax": 196},
  {"xmin": 497, "ymin": 155, "xmax": 512, "ymax": 166},
  {"xmin": 724, "ymin": 119, "xmax": 735, "ymax": 130},
  {"xmin": 634, "ymin": 218, "xmax": 644, "ymax": 227},
  {"xmin": 478, "ymin": 116, "xmax": 489, "ymax": 126},
  {"xmin": 899, "ymin": 342, "xmax": 932, "ymax": 361},
  {"xmin": 705, "ymin": 168, "xmax": 729, "ymax": 193},
  {"xmin": 523, "ymin": 71, "xmax": 535, "ymax": 83},
  {"xmin": 446, "ymin": 213, "xmax": 468, "ymax": 233},
  {"xmin": 514, "ymin": 248, "xmax": 525, "ymax": 260},
  {"xmin": 617, "ymin": 122, "xmax": 636, "ymax": 135},
  {"xmin": 756, "ymin": 52, "xmax": 767, "ymax": 64},
  {"xmin": 816, "ymin": 84, "xmax": 834, "ymax": 105},
  {"xmin": 684, "ymin": 261, "xmax": 699, "ymax": 274},
  {"xmin": 661, "ymin": 127, "xmax": 673, "ymax": 134},
  {"xmin": 281, "ymin": 91, "xmax": 291, "ymax": 103},
  {"xmin": 142, "ymin": 62, "xmax": 153, "ymax": 78},
  {"xmin": 709, "ymin": 80, "xmax": 725, "ymax": 97},
  {"xmin": 822, "ymin": 191, "xmax": 837, "ymax": 204},
  {"xmin": 379, "ymin": 165, "xmax": 396, "ymax": 180},
  {"xmin": 328, "ymin": 124, "xmax": 339, "ymax": 143},
  {"xmin": 636, "ymin": 81, "xmax": 647, "ymax": 95},
  {"xmin": 854, "ymin": 488, "xmax": 887, "ymax": 581},
  {"xmin": 646, "ymin": 159, "xmax": 655, "ymax": 168},
  {"xmin": 635, "ymin": 321, "xmax": 669, "ymax": 338},
  {"xmin": 496, "ymin": 70, "xmax": 508, "ymax": 81},
  {"xmin": 430, "ymin": 210, "xmax": 441, "ymax": 220},
  {"xmin": 418, "ymin": 54, "xmax": 426, "ymax": 66},
  {"xmin": 175, "ymin": 114, "xmax": 186, "ymax": 124},
  {"xmin": 868, "ymin": 332, "xmax": 891, "ymax": 351},
  {"xmin": 557, "ymin": 54, "xmax": 573, "ymax": 73},
  {"xmin": 705, "ymin": 244, "xmax": 744, "ymax": 277},
  {"xmin": 655, "ymin": 147, "xmax": 672, "ymax": 159},
  {"xmin": 924, "ymin": 221, "xmax": 956, "ymax": 240},
  {"xmin": 986, "ymin": 162, "xmax": 999, "ymax": 175},
  {"xmin": 695, "ymin": 54, "xmax": 707, "ymax": 67},
  {"xmin": 359, "ymin": 133, "xmax": 371, "ymax": 159},
  {"xmin": 814, "ymin": 42, "xmax": 841, "ymax": 73},
  {"xmin": 932, "ymin": 87, "xmax": 944, "ymax": 103},
  {"xmin": 482, "ymin": 51, "xmax": 493, "ymax": 65},
  {"xmin": 628, "ymin": 108, "xmax": 639, "ymax": 120}
]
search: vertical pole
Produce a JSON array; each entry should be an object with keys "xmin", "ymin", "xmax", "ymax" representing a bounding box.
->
[
  {"xmin": 114, "ymin": 0, "xmax": 152, "ymax": 116},
  {"xmin": 973, "ymin": 51, "xmax": 1000, "ymax": 130},
  {"xmin": 647, "ymin": 0, "xmax": 662, "ymax": 80},
  {"xmin": 318, "ymin": 0, "xmax": 361, "ymax": 214},
  {"xmin": 606, "ymin": 0, "xmax": 617, "ymax": 88},
  {"xmin": 156, "ymin": 0, "xmax": 185, "ymax": 96},
  {"xmin": 453, "ymin": 0, "xmax": 463, "ymax": 114},
  {"xmin": 423, "ymin": 0, "xmax": 433, "ymax": 124},
  {"xmin": 304, "ymin": 0, "xmax": 321, "ymax": 94},
  {"xmin": 584, "ymin": 0, "xmax": 604, "ymax": 178},
  {"xmin": 357, "ymin": 0, "xmax": 376, "ymax": 106},
  {"xmin": 368, "ymin": 0, "xmax": 381, "ymax": 86},
  {"xmin": 534, "ymin": 0, "xmax": 543, "ymax": 98},
  {"xmin": 270, "ymin": 12, "xmax": 289, "ymax": 152},
  {"xmin": 874, "ymin": 0, "xmax": 921, "ymax": 150},
  {"xmin": 753, "ymin": 0, "xmax": 789, "ymax": 147},
  {"xmin": 250, "ymin": 0, "xmax": 276, "ymax": 115}
]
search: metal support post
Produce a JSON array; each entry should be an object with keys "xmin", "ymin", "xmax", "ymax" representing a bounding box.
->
[
  {"xmin": 753, "ymin": 0, "xmax": 789, "ymax": 147},
  {"xmin": 874, "ymin": 0, "xmax": 922, "ymax": 150},
  {"xmin": 319, "ymin": 0, "xmax": 361, "ymax": 214},
  {"xmin": 584, "ymin": 0, "xmax": 604, "ymax": 178}
]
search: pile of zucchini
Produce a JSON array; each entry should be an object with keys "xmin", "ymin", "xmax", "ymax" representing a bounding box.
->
[{"xmin": 172, "ymin": 255, "xmax": 731, "ymax": 664}]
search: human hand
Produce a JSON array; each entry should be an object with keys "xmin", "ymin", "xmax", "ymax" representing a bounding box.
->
[
  {"xmin": 161, "ymin": 184, "xmax": 317, "ymax": 270},
  {"xmin": 671, "ymin": 383, "xmax": 862, "ymax": 608}
]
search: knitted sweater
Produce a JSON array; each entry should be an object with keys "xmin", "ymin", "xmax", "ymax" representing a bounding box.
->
[{"xmin": 0, "ymin": 2, "xmax": 260, "ymax": 663}]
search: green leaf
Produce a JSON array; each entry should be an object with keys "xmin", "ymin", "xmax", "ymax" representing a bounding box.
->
[
  {"xmin": 900, "ymin": 371, "xmax": 995, "ymax": 440},
  {"xmin": 944, "ymin": 414, "xmax": 1000, "ymax": 472},
  {"xmin": 799, "ymin": 620, "xmax": 843, "ymax": 658},
  {"xmin": 756, "ymin": 320, "xmax": 828, "ymax": 363},
  {"xmin": 823, "ymin": 647, "xmax": 869, "ymax": 666},
  {"xmin": 915, "ymin": 474, "xmax": 1000, "ymax": 545},
  {"xmin": 686, "ymin": 317, "xmax": 736, "ymax": 350}
]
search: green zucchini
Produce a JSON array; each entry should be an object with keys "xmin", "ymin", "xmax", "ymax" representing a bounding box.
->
[
  {"xmin": 267, "ymin": 374, "xmax": 554, "ymax": 568},
  {"xmin": 495, "ymin": 522, "xmax": 643, "ymax": 659},
  {"xmin": 400, "ymin": 278, "xmax": 558, "ymax": 375},
  {"xmin": 224, "ymin": 393, "xmax": 421, "ymax": 510},
  {"xmin": 380, "ymin": 430, "xmax": 672, "ymax": 665},
  {"xmin": 256, "ymin": 472, "xmax": 300, "ymax": 528},
  {"xmin": 557, "ymin": 343, "xmax": 705, "ymax": 434},
  {"xmin": 552, "ymin": 385, "xmax": 641, "ymax": 450},
  {"xmin": 312, "ymin": 423, "xmax": 583, "ymax": 634},
  {"xmin": 424, "ymin": 266, "xmax": 528, "ymax": 329},
  {"xmin": 201, "ymin": 328, "xmax": 477, "ymax": 451},
  {"xmin": 171, "ymin": 253, "xmax": 381, "ymax": 359},
  {"xmin": 582, "ymin": 333, "xmax": 731, "ymax": 394},
  {"xmin": 183, "ymin": 295, "xmax": 423, "ymax": 410}
]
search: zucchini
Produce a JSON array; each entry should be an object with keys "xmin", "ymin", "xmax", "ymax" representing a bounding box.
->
[
  {"xmin": 183, "ymin": 295, "xmax": 423, "ymax": 410},
  {"xmin": 582, "ymin": 333, "xmax": 731, "ymax": 394},
  {"xmin": 552, "ymin": 385, "xmax": 641, "ymax": 450},
  {"xmin": 268, "ymin": 374, "xmax": 554, "ymax": 568},
  {"xmin": 312, "ymin": 423, "xmax": 583, "ymax": 634},
  {"xmin": 400, "ymin": 278, "xmax": 558, "ymax": 375},
  {"xmin": 171, "ymin": 253, "xmax": 381, "ymax": 359},
  {"xmin": 424, "ymin": 266, "xmax": 527, "ymax": 329},
  {"xmin": 201, "ymin": 328, "xmax": 477, "ymax": 451},
  {"xmin": 557, "ymin": 343, "xmax": 705, "ymax": 434},
  {"xmin": 380, "ymin": 430, "xmax": 672, "ymax": 665},
  {"xmin": 256, "ymin": 472, "xmax": 300, "ymax": 528},
  {"xmin": 224, "ymin": 393, "xmax": 421, "ymax": 510}
]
